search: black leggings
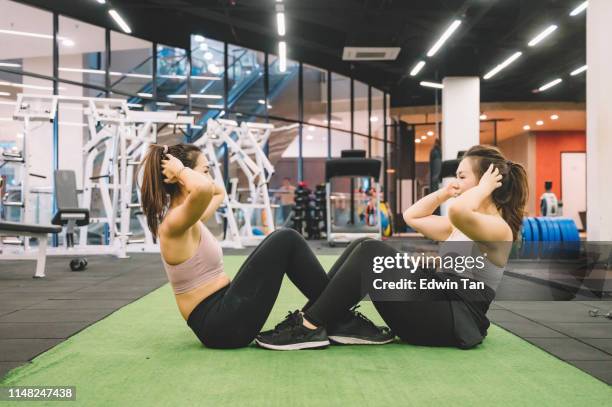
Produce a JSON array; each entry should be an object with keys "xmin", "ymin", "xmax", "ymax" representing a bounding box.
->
[
  {"xmin": 304, "ymin": 238, "xmax": 466, "ymax": 347},
  {"xmin": 188, "ymin": 228, "xmax": 334, "ymax": 349}
]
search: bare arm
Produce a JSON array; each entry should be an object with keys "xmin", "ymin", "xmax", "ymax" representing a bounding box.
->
[
  {"xmin": 403, "ymin": 186, "xmax": 456, "ymax": 241},
  {"xmin": 200, "ymin": 181, "xmax": 225, "ymax": 222},
  {"xmin": 160, "ymin": 154, "xmax": 214, "ymax": 237},
  {"xmin": 448, "ymin": 164, "xmax": 512, "ymax": 242}
]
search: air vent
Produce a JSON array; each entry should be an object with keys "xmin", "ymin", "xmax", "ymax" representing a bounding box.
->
[{"xmin": 342, "ymin": 47, "xmax": 401, "ymax": 61}]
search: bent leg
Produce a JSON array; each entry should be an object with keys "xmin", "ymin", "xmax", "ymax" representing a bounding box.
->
[{"xmin": 200, "ymin": 228, "xmax": 329, "ymax": 348}]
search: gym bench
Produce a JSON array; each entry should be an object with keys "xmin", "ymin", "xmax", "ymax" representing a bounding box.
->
[{"xmin": 0, "ymin": 221, "xmax": 61, "ymax": 278}]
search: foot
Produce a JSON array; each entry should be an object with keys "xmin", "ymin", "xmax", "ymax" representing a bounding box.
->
[
  {"xmin": 328, "ymin": 305, "xmax": 395, "ymax": 345},
  {"xmin": 255, "ymin": 310, "xmax": 330, "ymax": 351}
]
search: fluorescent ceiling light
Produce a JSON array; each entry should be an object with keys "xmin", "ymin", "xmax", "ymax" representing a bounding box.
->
[
  {"xmin": 192, "ymin": 75, "xmax": 221, "ymax": 81},
  {"xmin": 483, "ymin": 51, "xmax": 522, "ymax": 80},
  {"xmin": 569, "ymin": 1, "xmax": 588, "ymax": 16},
  {"xmin": 156, "ymin": 102, "xmax": 172, "ymax": 106},
  {"xmin": 0, "ymin": 91, "xmax": 10, "ymax": 96},
  {"xmin": 279, "ymin": 41, "xmax": 287, "ymax": 72},
  {"xmin": 370, "ymin": 116, "xmax": 379, "ymax": 122},
  {"xmin": 551, "ymin": 114, "xmax": 559, "ymax": 120},
  {"xmin": 528, "ymin": 25, "xmax": 558, "ymax": 47},
  {"xmin": 0, "ymin": 62, "xmax": 21, "ymax": 68},
  {"xmin": 427, "ymin": 130, "xmax": 434, "ymax": 136},
  {"xmin": 59, "ymin": 67, "xmax": 105, "ymax": 75},
  {"xmin": 95, "ymin": 0, "xmax": 107, "ymax": 4},
  {"xmin": 410, "ymin": 61, "xmax": 425, "ymax": 76},
  {"xmin": 523, "ymin": 125, "xmax": 530, "ymax": 130},
  {"xmin": 167, "ymin": 95, "xmax": 187, "ymax": 99},
  {"xmin": 0, "ymin": 81, "xmax": 62, "ymax": 91},
  {"xmin": 277, "ymin": 13, "xmax": 286, "ymax": 36},
  {"xmin": 420, "ymin": 81, "xmax": 443, "ymax": 89},
  {"xmin": 109, "ymin": 9, "xmax": 132, "ymax": 34},
  {"xmin": 536, "ymin": 120, "xmax": 544, "ymax": 126},
  {"xmin": 206, "ymin": 104, "xmax": 224, "ymax": 109},
  {"xmin": 426, "ymin": 20, "xmax": 462, "ymax": 57},
  {"xmin": 0, "ymin": 29, "xmax": 74, "ymax": 46},
  {"xmin": 191, "ymin": 94, "xmax": 223, "ymax": 99},
  {"xmin": 137, "ymin": 92, "xmax": 152, "ymax": 98},
  {"xmin": 258, "ymin": 99, "xmax": 266, "ymax": 104},
  {"xmin": 538, "ymin": 78, "xmax": 562, "ymax": 91},
  {"xmin": 109, "ymin": 71, "xmax": 151, "ymax": 79},
  {"xmin": 570, "ymin": 65, "xmax": 587, "ymax": 75},
  {"xmin": 193, "ymin": 35, "xmax": 205, "ymax": 42},
  {"xmin": 127, "ymin": 103, "xmax": 143, "ymax": 108}
]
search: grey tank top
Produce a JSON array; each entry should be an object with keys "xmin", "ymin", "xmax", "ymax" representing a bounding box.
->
[{"xmin": 438, "ymin": 228, "xmax": 506, "ymax": 292}]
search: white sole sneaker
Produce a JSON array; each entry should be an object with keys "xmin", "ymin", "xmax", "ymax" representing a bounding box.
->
[
  {"xmin": 329, "ymin": 335, "xmax": 395, "ymax": 345},
  {"xmin": 255, "ymin": 339, "xmax": 330, "ymax": 350}
]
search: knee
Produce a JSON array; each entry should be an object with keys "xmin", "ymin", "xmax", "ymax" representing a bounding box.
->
[{"xmin": 269, "ymin": 227, "xmax": 302, "ymax": 242}]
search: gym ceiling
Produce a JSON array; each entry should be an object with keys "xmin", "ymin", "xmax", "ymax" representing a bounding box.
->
[{"xmin": 16, "ymin": 0, "xmax": 587, "ymax": 107}]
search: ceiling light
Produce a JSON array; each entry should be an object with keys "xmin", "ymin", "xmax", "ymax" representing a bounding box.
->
[
  {"xmin": 426, "ymin": 20, "xmax": 462, "ymax": 57},
  {"xmin": 420, "ymin": 81, "xmax": 443, "ymax": 89},
  {"xmin": 207, "ymin": 104, "xmax": 224, "ymax": 109},
  {"xmin": 569, "ymin": 1, "xmax": 588, "ymax": 16},
  {"xmin": 191, "ymin": 94, "xmax": 223, "ymax": 99},
  {"xmin": 109, "ymin": 9, "xmax": 132, "ymax": 34},
  {"xmin": 427, "ymin": 130, "xmax": 434, "ymax": 136},
  {"xmin": 523, "ymin": 125, "xmax": 531, "ymax": 130},
  {"xmin": 279, "ymin": 41, "xmax": 287, "ymax": 72},
  {"xmin": 306, "ymin": 134, "xmax": 313, "ymax": 141},
  {"xmin": 204, "ymin": 51, "xmax": 213, "ymax": 60},
  {"xmin": 0, "ymin": 81, "xmax": 62, "ymax": 91},
  {"xmin": 192, "ymin": 75, "xmax": 221, "ymax": 81},
  {"xmin": 308, "ymin": 125, "xmax": 315, "ymax": 131},
  {"xmin": 258, "ymin": 99, "xmax": 266, "ymax": 104},
  {"xmin": 0, "ymin": 91, "xmax": 10, "ymax": 96},
  {"xmin": 483, "ymin": 52, "xmax": 522, "ymax": 80},
  {"xmin": 410, "ymin": 61, "xmax": 425, "ymax": 76},
  {"xmin": 370, "ymin": 116, "xmax": 379, "ymax": 122},
  {"xmin": 570, "ymin": 65, "xmax": 587, "ymax": 76},
  {"xmin": 0, "ymin": 62, "xmax": 21, "ymax": 68},
  {"xmin": 95, "ymin": 0, "xmax": 106, "ymax": 4},
  {"xmin": 277, "ymin": 13, "xmax": 286, "ymax": 36},
  {"xmin": 480, "ymin": 114, "xmax": 487, "ymax": 120},
  {"xmin": 193, "ymin": 35, "xmax": 205, "ymax": 42},
  {"xmin": 61, "ymin": 38, "xmax": 75, "ymax": 47},
  {"xmin": 538, "ymin": 78, "xmax": 562, "ymax": 91},
  {"xmin": 0, "ymin": 28, "xmax": 52, "ymax": 40},
  {"xmin": 167, "ymin": 94, "xmax": 187, "ymax": 99},
  {"xmin": 156, "ymin": 102, "xmax": 172, "ymax": 106},
  {"xmin": 415, "ymin": 138, "xmax": 421, "ymax": 143},
  {"xmin": 137, "ymin": 92, "xmax": 152, "ymax": 98},
  {"xmin": 527, "ymin": 25, "xmax": 558, "ymax": 47},
  {"xmin": 420, "ymin": 136, "xmax": 427, "ymax": 140},
  {"xmin": 59, "ymin": 67, "xmax": 105, "ymax": 75},
  {"xmin": 208, "ymin": 64, "xmax": 220, "ymax": 74},
  {"xmin": 550, "ymin": 114, "xmax": 559, "ymax": 120},
  {"xmin": 536, "ymin": 120, "xmax": 544, "ymax": 126}
]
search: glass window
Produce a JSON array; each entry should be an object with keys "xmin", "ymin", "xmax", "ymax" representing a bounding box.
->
[
  {"xmin": 156, "ymin": 44, "xmax": 188, "ymax": 109},
  {"xmin": 330, "ymin": 128, "xmax": 352, "ymax": 158},
  {"xmin": 227, "ymin": 44, "xmax": 265, "ymax": 116},
  {"xmin": 267, "ymin": 54, "xmax": 298, "ymax": 121},
  {"xmin": 58, "ymin": 16, "xmax": 105, "ymax": 89},
  {"xmin": 371, "ymin": 88, "xmax": 384, "ymax": 141},
  {"xmin": 0, "ymin": 0, "xmax": 53, "ymax": 77},
  {"xmin": 331, "ymin": 73, "xmax": 350, "ymax": 131},
  {"xmin": 109, "ymin": 31, "xmax": 153, "ymax": 100},
  {"xmin": 190, "ymin": 36, "xmax": 225, "ymax": 135},
  {"xmin": 354, "ymin": 81, "xmax": 369, "ymax": 135}
]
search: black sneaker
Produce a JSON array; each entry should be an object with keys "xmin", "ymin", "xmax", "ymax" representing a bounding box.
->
[
  {"xmin": 255, "ymin": 310, "xmax": 330, "ymax": 351},
  {"xmin": 328, "ymin": 305, "xmax": 395, "ymax": 345}
]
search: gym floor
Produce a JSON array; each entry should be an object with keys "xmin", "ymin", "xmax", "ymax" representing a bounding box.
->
[{"xmin": 1, "ymin": 241, "xmax": 611, "ymax": 404}]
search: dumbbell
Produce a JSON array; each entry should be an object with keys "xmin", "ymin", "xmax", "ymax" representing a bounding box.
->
[{"xmin": 70, "ymin": 257, "xmax": 88, "ymax": 272}]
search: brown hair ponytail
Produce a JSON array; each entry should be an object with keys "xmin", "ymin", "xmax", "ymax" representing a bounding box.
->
[
  {"xmin": 139, "ymin": 143, "xmax": 201, "ymax": 240},
  {"xmin": 463, "ymin": 145, "xmax": 529, "ymax": 241}
]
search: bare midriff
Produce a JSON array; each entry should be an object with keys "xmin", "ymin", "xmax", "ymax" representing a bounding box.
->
[{"xmin": 175, "ymin": 274, "xmax": 231, "ymax": 321}]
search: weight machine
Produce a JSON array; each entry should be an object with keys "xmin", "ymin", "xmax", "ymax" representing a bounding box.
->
[{"xmin": 194, "ymin": 118, "xmax": 277, "ymax": 248}]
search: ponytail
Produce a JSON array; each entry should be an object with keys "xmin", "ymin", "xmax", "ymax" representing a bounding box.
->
[
  {"xmin": 464, "ymin": 145, "xmax": 529, "ymax": 241},
  {"xmin": 139, "ymin": 143, "xmax": 202, "ymax": 240}
]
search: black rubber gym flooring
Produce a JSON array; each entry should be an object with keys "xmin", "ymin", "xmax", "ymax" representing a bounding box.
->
[{"xmin": 1, "ymin": 243, "xmax": 611, "ymax": 384}]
